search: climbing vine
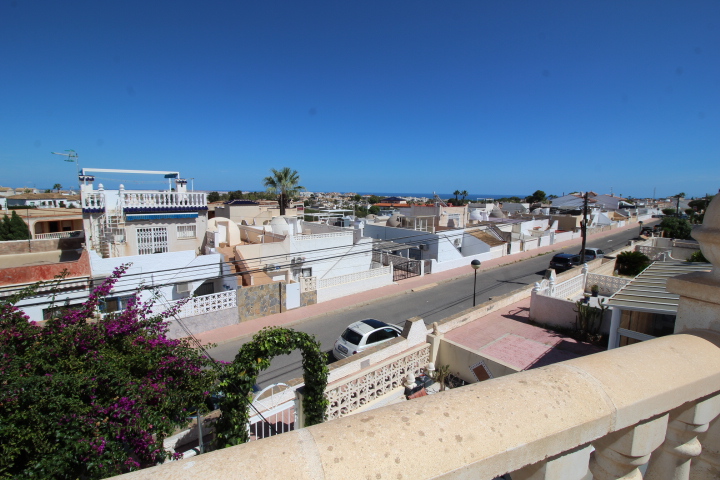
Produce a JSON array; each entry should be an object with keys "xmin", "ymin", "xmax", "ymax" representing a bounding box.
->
[{"xmin": 215, "ymin": 327, "xmax": 329, "ymax": 447}]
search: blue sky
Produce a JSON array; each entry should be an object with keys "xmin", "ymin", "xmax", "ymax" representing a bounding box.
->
[{"xmin": 1, "ymin": 1, "xmax": 718, "ymax": 198}]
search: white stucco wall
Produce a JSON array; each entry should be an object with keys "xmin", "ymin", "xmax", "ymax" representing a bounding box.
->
[
  {"xmin": 316, "ymin": 269, "xmax": 394, "ymax": 303},
  {"xmin": 460, "ymin": 233, "xmax": 492, "ymax": 256},
  {"xmin": 89, "ymin": 250, "xmax": 227, "ymax": 302}
]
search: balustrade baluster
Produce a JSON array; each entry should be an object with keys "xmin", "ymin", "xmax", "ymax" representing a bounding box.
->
[
  {"xmin": 692, "ymin": 414, "xmax": 720, "ymax": 479},
  {"xmin": 645, "ymin": 393, "xmax": 720, "ymax": 480},
  {"xmin": 589, "ymin": 415, "xmax": 668, "ymax": 480},
  {"xmin": 513, "ymin": 444, "xmax": 592, "ymax": 480}
]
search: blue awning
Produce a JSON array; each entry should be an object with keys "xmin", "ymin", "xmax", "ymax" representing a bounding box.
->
[{"xmin": 126, "ymin": 213, "xmax": 198, "ymax": 221}]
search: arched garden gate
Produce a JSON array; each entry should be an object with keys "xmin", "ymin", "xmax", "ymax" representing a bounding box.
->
[{"xmin": 214, "ymin": 328, "xmax": 329, "ymax": 447}]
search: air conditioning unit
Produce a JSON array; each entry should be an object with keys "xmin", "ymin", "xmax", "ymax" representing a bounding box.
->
[
  {"xmin": 177, "ymin": 283, "xmax": 192, "ymax": 294},
  {"xmin": 419, "ymin": 244, "xmax": 429, "ymax": 251}
]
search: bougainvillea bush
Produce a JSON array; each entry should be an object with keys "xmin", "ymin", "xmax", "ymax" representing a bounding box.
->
[{"xmin": 0, "ymin": 266, "xmax": 217, "ymax": 479}]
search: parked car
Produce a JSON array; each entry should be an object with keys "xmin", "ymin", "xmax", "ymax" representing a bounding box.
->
[
  {"xmin": 580, "ymin": 248, "xmax": 605, "ymax": 261},
  {"xmin": 548, "ymin": 253, "xmax": 582, "ymax": 272},
  {"xmin": 332, "ymin": 319, "xmax": 403, "ymax": 360}
]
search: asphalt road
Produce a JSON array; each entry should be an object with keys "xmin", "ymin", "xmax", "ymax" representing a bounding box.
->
[{"xmin": 208, "ymin": 223, "xmax": 653, "ymax": 387}]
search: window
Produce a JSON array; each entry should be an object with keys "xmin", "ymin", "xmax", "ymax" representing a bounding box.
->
[
  {"xmin": 137, "ymin": 227, "xmax": 168, "ymax": 255},
  {"xmin": 194, "ymin": 281, "xmax": 214, "ymax": 297},
  {"xmin": 177, "ymin": 224, "xmax": 196, "ymax": 239},
  {"xmin": 366, "ymin": 328, "xmax": 399, "ymax": 345},
  {"xmin": 100, "ymin": 295, "xmax": 135, "ymax": 314},
  {"xmin": 301, "ymin": 268, "xmax": 313, "ymax": 277}
]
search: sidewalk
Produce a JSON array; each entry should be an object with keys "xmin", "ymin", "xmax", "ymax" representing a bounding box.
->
[{"xmin": 195, "ymin": 221, "xmax": 647, "ymax": 346}]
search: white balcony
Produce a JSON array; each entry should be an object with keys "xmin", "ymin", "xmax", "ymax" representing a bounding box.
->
[
  {"xmin": 34, "ymin": 230, "xmax": 83, "ymax": 240},
  {"xmin": 121, "ymin": 191, "xmax": 207, "ymax": 211}
]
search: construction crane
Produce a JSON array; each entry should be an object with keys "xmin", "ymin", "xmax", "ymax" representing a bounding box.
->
[{"xmin": 51, "ymin": 150, "xmax": 80, "ymax": 187}]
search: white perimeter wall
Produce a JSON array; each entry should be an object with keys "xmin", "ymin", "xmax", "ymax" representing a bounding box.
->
[{"xmin": 317, "ymin": 269, "xmax": 394, "ymax": 303}]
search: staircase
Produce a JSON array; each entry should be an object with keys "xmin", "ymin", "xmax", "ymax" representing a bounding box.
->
[{"xmin": 96, "ymin": 199, "xmax": 127, "ymax": 258}]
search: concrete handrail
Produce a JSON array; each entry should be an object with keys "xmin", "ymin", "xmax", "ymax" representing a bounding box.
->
[{"xmin": 113, "ymin": 330, "xmax": 720, "ymax": 480}]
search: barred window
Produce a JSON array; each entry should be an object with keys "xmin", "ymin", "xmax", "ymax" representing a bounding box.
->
[
  {"xmin": 176, "ymin": 225, "xmax": 196, "ymax": 239},
  {"xmin": 137, "ymin": 227, "xmax": 168, "ymax": 255}
]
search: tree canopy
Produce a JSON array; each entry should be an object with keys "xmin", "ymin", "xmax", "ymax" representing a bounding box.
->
[
  {"xmin": 263, "ymin": 167, "xmax": 305, "ymax": 216},
  {"xmin": 526, "ymin": 190, "xmax": 547, "ymax": 204},
  {"xmin": 0, "ymin": 267, "xmax": 217, "ymax": 479},
  {"xmin": 0, "ymin": 211, "xmax": 31, "ymax": 241},
  {"xmin": 659, "ymin": 217, "xmax": 692, "ymax": 240}
]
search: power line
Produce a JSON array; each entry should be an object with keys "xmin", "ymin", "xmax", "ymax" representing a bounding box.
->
[{"xmin": 3, "ymin": 222, "xmax": 520, "ymax": 304}]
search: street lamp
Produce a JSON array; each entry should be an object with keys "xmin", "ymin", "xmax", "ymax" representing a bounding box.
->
[{"xmin": 471, "ymin": 259, "xmax": 481, "ymax": 306}]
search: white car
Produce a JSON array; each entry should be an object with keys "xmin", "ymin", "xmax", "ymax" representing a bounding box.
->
[
  {"xmin": 580, "ymin": 248, "xmax": 605, "ymax": 261},
  {"xmin": 332, "ymin": 319, "xmax": 403, "ymax": 360}
]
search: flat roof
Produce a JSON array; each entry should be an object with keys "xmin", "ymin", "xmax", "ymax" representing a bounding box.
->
[
  {"xmin": 606, "ymin": 261, "xmax": 711, "ymax": 314},
  {"xmin": 0, "ymin": 249, "xmax": 82, "ymax": 269}
]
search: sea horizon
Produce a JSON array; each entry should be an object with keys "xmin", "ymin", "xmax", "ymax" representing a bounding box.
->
[{"xmin": 354, "ymin": 192, "xmax": 525, "ymax": 200}]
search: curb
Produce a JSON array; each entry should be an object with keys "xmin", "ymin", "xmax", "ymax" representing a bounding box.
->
[{"xmin": 202, "ymin": 220, "xmax": 654, "ymax": 346}]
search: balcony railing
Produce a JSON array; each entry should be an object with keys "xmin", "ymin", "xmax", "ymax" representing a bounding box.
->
[
  {"xmin": 81, "ymin": 193, "xmax": 105, "ymax": 210},
  {"xmin": 81, "ymin": 191, "xmax": 207, "ymax": 212},
  {"xmin": 122, "ymin": 192, "xmax": 207, "ymax": 210},
  {"xmin": 114, "ymin": 331, "xmax": 720, "ymax": 480},
  {"xmin": 34, "ymin": 230, "xmax": 83, "ymax": 240}
]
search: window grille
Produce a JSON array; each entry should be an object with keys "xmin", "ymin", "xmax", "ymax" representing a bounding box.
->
[
  {"xmin": 136, "ymin": 227, "xmax": 169, "ymax": 255},
  {"xmin": 176, "ymin": 224, "xmax": 196, "ymax": 239}
]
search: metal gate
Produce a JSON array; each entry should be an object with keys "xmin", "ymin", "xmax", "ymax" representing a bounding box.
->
[
  {"xmin": 373, "ymin": 251, "xmax": 422, "ymax": 281},
  {"xmin": 392, "ymin": 258, "xmax": 421, "ymax": 281},
  {"xmin": 248, "ymin": 383, "xmax": 296, "ymax": 442}
]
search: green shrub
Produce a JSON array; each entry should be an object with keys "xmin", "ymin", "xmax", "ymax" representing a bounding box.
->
[
  {"xmin": 688, "ymin": 250, "xmax": 709, "ymax": 263},
  {"xmin": 660, "ymin": 217, "xmax": 692, "ymax": 239},
  {"xmin": 616, "ymin": 251, "xmax": 651, "ymax": 276}
]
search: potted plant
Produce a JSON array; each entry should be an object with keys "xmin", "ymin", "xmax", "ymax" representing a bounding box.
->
[
  {"xmin": 591, "ymin": 284, "xmax": 600, "ymax": 297},
  {"xmin": 582, "ymin": 293, "xmax": 591, "ymax": 304}
]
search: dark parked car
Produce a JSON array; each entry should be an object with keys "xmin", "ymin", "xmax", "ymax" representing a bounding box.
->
[{"xmin": 548, "ymin": 253, "xmax": 582, "ymax": 272}]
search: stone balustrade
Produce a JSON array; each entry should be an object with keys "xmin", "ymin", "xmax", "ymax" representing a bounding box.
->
[
  {"xmin": 114, "ymin": 330, "xmax": 720, "ymax": 480},
  {"xmin": 111, "ymin": 196, "xmax": 720, "ymax": 480}
]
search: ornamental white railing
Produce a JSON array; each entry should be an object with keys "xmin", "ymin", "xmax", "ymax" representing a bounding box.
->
[
  {"xmin": 636, "ymin": 244, "xmax": 672, "ymax": 261},
  {"xmin": 540, "ymin": 274, "xmax": 585, "ymax": 299},
  {"xmin": 325, "ymin": 343, "xmax": 430, "ymax": 420},
  {"xmin": 121, "ymin": 191, "xmax": 207, "ymax": 209},
  {"xmin": 585, "ymin": 273, "xmax": 631, "ymax": 296},
  {"xmin": 299, "ymin": 276, "xmax": 317, "ymax": 293},
  {"xmin": 170, "ymin": 290, "xmax": 237, "ymax": 318},
  {"xmin": 292, "ymin": 231, "xmax": 353, "ymax": 241},
  {"xmin": 318, "ymin": 266, "xmax": 392, "ymax": 289},
  {"xmin": 81, "ymin": 193, "xmax": 105, "ymax": 209},
  {"xmin": 34, "ymin": 230, "xmax": 83, "ymax": 240}
]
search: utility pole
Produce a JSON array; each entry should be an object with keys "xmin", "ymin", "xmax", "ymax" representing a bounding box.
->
[{"xmin": 580, "ymin": 191, "xmax": 588, "ymax": 264}]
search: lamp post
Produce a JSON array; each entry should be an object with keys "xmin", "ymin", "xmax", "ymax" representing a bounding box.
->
[{"xmin": 471, "ymin": 259, "xmax": 481, "ymax": 306}]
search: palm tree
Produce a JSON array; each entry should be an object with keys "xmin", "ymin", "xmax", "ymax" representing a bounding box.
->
[
  {"xmin": 53, "ymin": 183, "xmax": 62, "ymax": 193},
  {"xmin": 453, "ymin": 190, "xmax": 461, "ymax": 202},
  {"xmin": 460, "ymin": 190, "xmax": 468, "ymax": 203},
  {"xmin": 263, "ymin": 167, "xmax": 305, "ymax": 216}
]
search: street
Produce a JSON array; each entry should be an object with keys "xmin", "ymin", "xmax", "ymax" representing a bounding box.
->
[{"xmin": 207, "ymin": 223, "xmax": 651, "ymax": 387}]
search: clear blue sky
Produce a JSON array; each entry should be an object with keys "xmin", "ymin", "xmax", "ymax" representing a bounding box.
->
[{"xmin": 2, "ymin": 1, "xmax": 718, "ymax": 198}]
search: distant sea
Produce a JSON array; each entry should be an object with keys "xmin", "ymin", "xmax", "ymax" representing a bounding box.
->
[{"xmin": 354, "ymin": 192, "xmax": 524, "ymax": 200}]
